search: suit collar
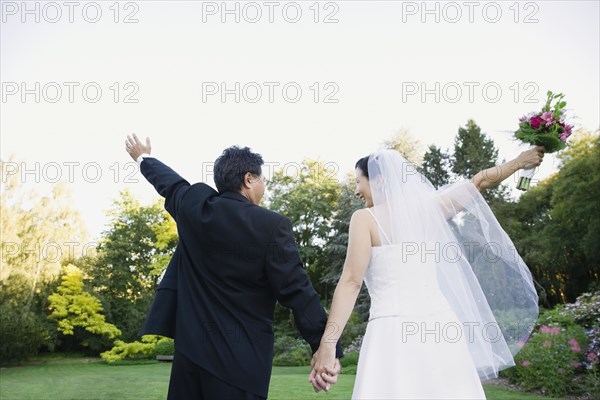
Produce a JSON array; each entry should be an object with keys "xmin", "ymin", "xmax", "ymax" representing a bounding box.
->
[{"xmin": 220, "ymin": 191, "xmax": 252, "ymax": 204}]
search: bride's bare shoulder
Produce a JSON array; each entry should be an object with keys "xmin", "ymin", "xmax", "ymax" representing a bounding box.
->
[
  {"xmin": 351, "ymin": 209, "xmax": 380, "ymax": 246},
  {"xmin": 350, "ymin": 208, "xmax": 375, "ymax": 227},
  {"xmin": 351, "ymin": 208, "xmax": 369, "ymax": 218}
]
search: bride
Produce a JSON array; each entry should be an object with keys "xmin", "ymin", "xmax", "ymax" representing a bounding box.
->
[{"xmin": 310, "ymin": 147, "xmax": 545, "ymax": 399}]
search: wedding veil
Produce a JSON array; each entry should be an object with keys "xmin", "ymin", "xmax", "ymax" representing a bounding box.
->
[{"xmin": 367, "ymin": 149, "xmax": 538, "ymax": 379}]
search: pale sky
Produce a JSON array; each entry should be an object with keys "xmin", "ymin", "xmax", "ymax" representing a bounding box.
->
[{"xmin": 1, "ymin": 0, "xmax": 599, "ymax": 241}]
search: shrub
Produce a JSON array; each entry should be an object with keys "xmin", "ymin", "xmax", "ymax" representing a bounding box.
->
[
  {"xmin": 503, "ymin": 322, "xmax": 588, "ymax": 396},
  {"xmin": 561, "ymin": 291, "xmax": 600, "ymax": 370},
  {"xmin": 154, "ymin": 338, "xmax": 174, "ymax": 356},
  {"xmin": 344, "ymin": 335, "xmax": 363, "ymax": 354},
  {"xmin": 537, "ymin": 292, "xmax": 600, "ymax": 382},
  {"xmin": 339, "ymin": 352, "xmax": 359, "ymax": 375},
  {"xmin": 272, "ymin": 336, "xmax": 312, "ymax": 366},
  {"xmin": 340, "ymin": 312, "xmax": 366, "ymax": 351},
  {"xmin": 100, "ymin": 335, "xmax": 162, "ymax": 363},
  {"xmin": 341, "ymin": 364, "xmax": 357, "ymax": 375},
  {"xmin": 0, "ymin": 274, "xmax": 52, "ymax": 366},
  {"xmin": 340, "ymin": 352, "xmax": 359, "ymax": 367},
  {"xmin": 502, "ymin": 293, "xmax": 600, "ymax": 398},
  {"xmin": 0, "ymin": 305, "xmax": 49, "ymax": 366}
]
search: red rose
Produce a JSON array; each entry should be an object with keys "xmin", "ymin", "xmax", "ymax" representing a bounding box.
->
[{"xmin": 530, "ymin": 116, "xmax": 544, "ymax": 129}]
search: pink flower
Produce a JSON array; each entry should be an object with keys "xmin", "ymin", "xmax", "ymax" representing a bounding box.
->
[
  {"xmin": 568, "ymin": 338, "xmax": 581, "ymax": 352},
  {"xmin": 571, "ymin": 361, "xmax": 581, "ymax": 368},
  {"xmin": 565, "ymin": 124, "xmax": 573, "ymax": 134},
  {"xmin": 541, "ymin": 112, "xmax": 556, "ymax": 126},
  {"xmin": 530, "ymin": 116, "xmax": 544, "ymax": 129},
  {"xmin": 539, "ymin": 325, "xmax": 551, "ymax": 334},
  {"xmin": 540, "ymin": 325, "xmax": 561, "ymax": 335},
  {"xmin": 587, "ymin": 352, "xmax": 598, "ymax": 362},
  {"xmin": 559, "ymin": 124, "xmax": 574, "ymax": 142},
  {"xmin": 521, "ymin": 360, "xmax": 531, "ymax": 367}
]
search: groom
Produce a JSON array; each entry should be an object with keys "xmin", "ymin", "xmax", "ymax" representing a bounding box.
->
[{"xmin": 125, "ymin": 134, "xmax": 342, "ymax": 399}]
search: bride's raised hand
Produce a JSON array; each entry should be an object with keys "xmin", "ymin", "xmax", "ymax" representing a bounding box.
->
[{"xmin": 516, "ymin": 145, "xmax": 545, "ymax": 169}]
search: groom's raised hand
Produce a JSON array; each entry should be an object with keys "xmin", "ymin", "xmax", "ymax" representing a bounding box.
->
[{"xmin": 125, "ymin": 133, "xmax": 151, "ymax": 161}]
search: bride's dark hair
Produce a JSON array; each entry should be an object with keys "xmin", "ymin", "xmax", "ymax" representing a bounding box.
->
[{"xmin": 355, "ymin": 156, "xmax": 370, "ymax": 179}]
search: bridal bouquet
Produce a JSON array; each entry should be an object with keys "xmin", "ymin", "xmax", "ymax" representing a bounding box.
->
[{"xmin": 514, "ymin": 91, "xmax": 574, "ymax": 190}]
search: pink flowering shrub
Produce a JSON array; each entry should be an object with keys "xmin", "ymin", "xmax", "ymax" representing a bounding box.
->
[
  {"xmin": 504, "ymin": 321, "xmax": 587, "ymax": 396},
  {"xmin": 503, "ymin": 291, "xmax": 600, "ymax": 397}
]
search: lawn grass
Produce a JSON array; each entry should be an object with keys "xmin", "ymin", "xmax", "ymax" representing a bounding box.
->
[{"xmin": 0, "ymin": 356, "xmax": 559, "ymax": 399}]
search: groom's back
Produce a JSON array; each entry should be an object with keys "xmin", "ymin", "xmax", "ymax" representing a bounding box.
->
[
  {"xmin": 179, "ymin": 185, "xmax": 286, "ymax": 321},
  {"xmin": 173, "ymin": 183, "xmax": 296, "ymax": 395}
]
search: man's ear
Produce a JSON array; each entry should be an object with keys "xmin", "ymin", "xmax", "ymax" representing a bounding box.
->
[{"xmin": 242, "ymin": 172, "xmax": 253, "ymax": 189}]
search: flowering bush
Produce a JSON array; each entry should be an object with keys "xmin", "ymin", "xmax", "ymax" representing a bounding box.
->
[
  {"xmin": 539, "ymin": 292, "xmax": 600, "ymax": 371},
  {"xmin": 503, "ymin": 292, "xmax": 600, "ymax": 397},
  {"xmin": 343, "ymin": 335, "xmax": 364, "ymax": 355},
  {"xmin": 504, "ymin": 321, "xmax": 588, "ymax": 396}
]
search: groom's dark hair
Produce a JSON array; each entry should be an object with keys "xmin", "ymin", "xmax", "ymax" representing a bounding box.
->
[{"xmin": 214, "ymin": 146, "xmax": 264, "ymax": 193}]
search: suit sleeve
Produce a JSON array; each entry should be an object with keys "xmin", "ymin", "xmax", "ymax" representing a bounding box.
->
[
  {"xmin": 265, "ymin": 217, "xmax": 343, "ymax": 358},
  {"xmin": 140, "ymin": 157, "xmax": 190, "ymax": 220}
]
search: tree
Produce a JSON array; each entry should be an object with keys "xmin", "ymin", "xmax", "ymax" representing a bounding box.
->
[
  {"xmin": 381, "ymin": 128, "xmax": 424, "ymax": 165},
  {"xmin": 0, "ymin": 159, "xmax": 88, "ymax": 362},
  {"xmin": 421, "ymin": 145, "xmax": 451, "ymax": 189},
  {"xmin": 452, "ymin": 119, "xmax": 498, "ymax": 178},
  {"xmin": 48, "ymin": 264, "xmax": 121, "ymax": 352},
  {"xmin": 1, "ymin": 160, "xmax": 88, "ymax": 303},
  {"xmin": 266, "ymin": 159, "xmax": 341, "ymax": 297},
  {"xmin": 488, "ymin": 181, "xmax": 555, "ymax": 306},
  {"xmin": 320, "ymin": 177, "xmax": 370, "ymax": 318},
  {"xmin": 547, "ymin": 132, "xmax": 600, "ymax": 301},
  {"xmin": 266, "ymin": 160, "xmax": 341, "ymax": 336},
  {"xmin": 502, "ymin": 131, "xmax": 600, "ymax": 304},
  {"xmin": 0, "ymin": 273, "xmax": 50, "ymax": 365},
  {"xmin": 451, "ymin": 119, "xmax": 509, "ymax": 204}
]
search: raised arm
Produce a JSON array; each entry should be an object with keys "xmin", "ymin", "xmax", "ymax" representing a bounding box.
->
[
  {"xmin": 471, "ymin": 146, "xmax": 545, "ymax": 192},
  {"xmin": 436, "ymin": 146, "xmax": 545, "ymax": 219},
  {"xmin": 125, "ymin": 134, "xmax": 190, "ymax": 220}
]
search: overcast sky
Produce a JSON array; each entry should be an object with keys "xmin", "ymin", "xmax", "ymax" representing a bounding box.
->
[{"xmin": 2, "ymin": 0, "xmax": 599, "ymax": 241}]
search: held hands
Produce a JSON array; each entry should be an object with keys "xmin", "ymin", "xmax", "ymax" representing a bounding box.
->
[
  {"xmin": 125, "ymin": 134, "xmax": 151, "ymax": 161},
  {"xmin": 309, "ymin": 344, "xmax": 340, "ymax": 393},
  {"xmin": 515, "ymin": 145, "xmax": 545, "ymax": 170}
]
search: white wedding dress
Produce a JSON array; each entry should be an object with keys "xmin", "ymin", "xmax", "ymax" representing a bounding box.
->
[
  {"xmin": 350, "ymin": 150, "xmax": 538, "ymax": 399},
  {"xmin": 351, "ymin": 211, "xmax": 486, "ymax": 399}
]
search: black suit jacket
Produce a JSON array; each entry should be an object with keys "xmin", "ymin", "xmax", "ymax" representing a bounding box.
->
[{"xmin": 138, "ymin": 157, "xmax": 342, "ymax": 398}]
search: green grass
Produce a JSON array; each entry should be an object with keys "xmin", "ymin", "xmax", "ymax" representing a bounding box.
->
[
  {"xmin": 269, "ymin": 366, "xmax": 355, "ymax": 399},
  {"xmin": 0, "ymin": 356, "xmax": 559, "ymax": 400},
  {"xmin": 0, "ymin": 357, "xmax": 170, "ymax": 400}
]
